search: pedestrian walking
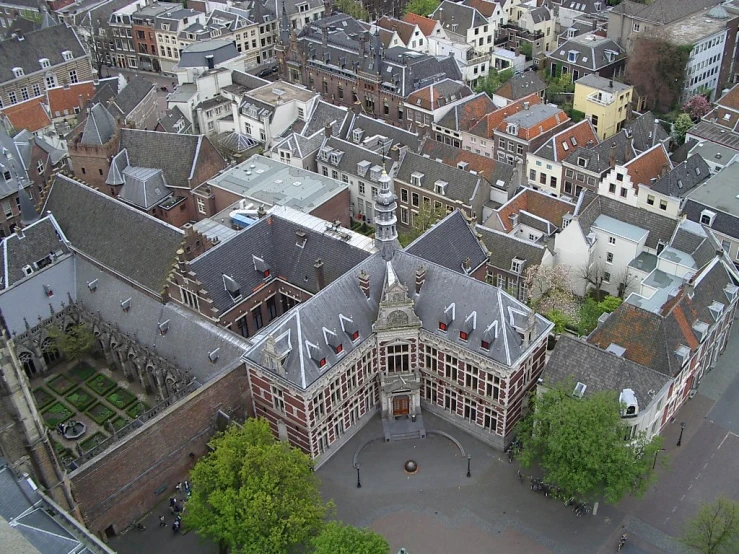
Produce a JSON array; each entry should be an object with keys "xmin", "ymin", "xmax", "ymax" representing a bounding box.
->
[
  {"xmin": 169, "ymin": 496, "xmax": 176, "ymax": 508},
  {"xmin": 175, "ymin": 482, "xmax": 182, "ymax": 492},
  {"xmin": 159, "ymin": 515, "xmax": 166, "ymax": 527}
]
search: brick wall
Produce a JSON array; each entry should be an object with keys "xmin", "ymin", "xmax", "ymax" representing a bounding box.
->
[
  {"xmin": 310, "ymin": 188, "xmax": 351, "ymax": 228},
  {"xmin": 69, "ymin": 366, "xmax": 250, "ymax": 537},
  {"xmin": 0, "ymin": 57, "xmax": 93, "ymax": 109},
  {"xmin": 191, "ymin": 138, "xmax": 228, "ymax": 189}
]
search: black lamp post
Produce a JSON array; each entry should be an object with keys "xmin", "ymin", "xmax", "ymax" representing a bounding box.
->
[
  {"xmin": 466, "ymin": 454, "xmax": 471, "ymax": 478},
  {"xmin": 355, "ymin": 463, "xmax": 361, "ymax": 488},
  {"xmin": 677, "ymin": 422, "xmax": 686, "ymax": 447},
  {"xmin": 653, "ymin": 448, "xmax": 666, "ymax": 470}
]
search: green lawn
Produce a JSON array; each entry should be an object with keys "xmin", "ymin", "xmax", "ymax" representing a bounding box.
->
[
  {"xmin": 110, "ymin": 416, "xmax": 128, "ymax": 431},
  {"xmin": 41, "ymin": 401, "xmax": 74, "ymax": 429},
  {"xmin": 33, "ymin": 387, "xmax": 55, "ymax": 409},
  {"xmin": 106, "ymin": 387, "xmax": 137, "ymax": 410},
  {"xmin": 68, "ymin": 362, "xmax": 96, "ymax": 383},
  {"xmin": 80, "ymin": 431, "xmax": 108, "ymax": 452},
  {"xmin": 47, "ymin": 375, "xmax": 76, "ymax": 395},
  {"xmin": 86, "ymin": 373, "xmax": 116, "ymax": 396},
  {"xmin": 86, "ymin": 401, "xmax": 116, "ymax": 425},
  {"xmin": 66, "ymin": 387, "xmax": 95, "ymax": 411},
  {"xmin": 126, "ymin": 402, "xmax": 150, "ymax": 419}
]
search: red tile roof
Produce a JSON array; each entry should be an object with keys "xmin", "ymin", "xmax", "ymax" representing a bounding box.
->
[
  {"xmin": 494, "ymin": 188, "xmax": 576, "ymax": 232},
  {"xmin": 624, "ymin": 144, "xmax": 671, "ymax": 186},
  {"xmin": 47, "ymin": 81, "xmax": 96, "ymax": 119},
  {"xmin": 402, "ymin": 13, "xmax": 437, "ymax": 37},
  {"xmin": 716, "ymin": 84, "xmax": 739, "ymax": 111},
  {"xmin": 0, "ymin": 97, "xmax": 51, "ymax": 133},
  {"xmin": 469, "ymin": 92, "xmax": 542, "ymax": 138},
  {"xmin": 376, "ymin": 16, "xmax": 416, "ymax": 45},
  {"xmin": 420, "ymin": 139, "xmax": 499, "ymax": 182},
  {"xmin": 462, "ymin": 0, "xmax": 497, "ymax": 17},
  {"xmin": 549, "ymin": 120, "xmax": 599, "ymax": 162}
]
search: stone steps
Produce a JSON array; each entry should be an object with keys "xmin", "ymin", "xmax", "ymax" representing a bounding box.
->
[{"xmin": 389, "ymin": 431, "xmax": 421, "ymax": 441}]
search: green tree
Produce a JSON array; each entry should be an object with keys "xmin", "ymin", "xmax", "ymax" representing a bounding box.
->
[
  {"xmin": 673, "ymin": 112, "xmax": 694, "ymax": 145},
  {"xmin": 310, "ymin": 522, "xmax": 389, "ymax": 554},
  {"xmin": 46, "ymin": 323, "xmax": 95, "ymax": 362},
  {"xmin": 474, "ymin": 68, "xmax": 514, "ymax": 96},
  {"xmin": 519, "ymin": 42, "xmax": 533, "ymax": 60},
  {"xmin": 517, "ymin": 385, "xmax": 662, "ymax": 503},
  {"xmin": 398, "ymin": 201, "xmax": 447, "ymax": 246},
  {"xmin": 183, "ymin": 419, "xmax": 329, "ymax": 554},
  {"xmin": 403, "ymin": 0, "xmax": 440, "ymax": 16},
  {"xmin": 681, "ymin": 497, "xmax": 739, "ymax": 554},
  {"xmin": 334, "ymin": 0, "xmax": 369, "ymax": 21}
]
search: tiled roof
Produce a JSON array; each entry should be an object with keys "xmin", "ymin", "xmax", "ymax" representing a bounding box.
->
[
  {"xmin": 344, "ymin": 113, "xmax": 421, "ymax": 152},
  {"xmin": 683, "ymin": 199, "xmax": 739, "ymax": 240},
  {"xmin": 575, "ymin": 190, "xmax": 678, "ymax": 250},
  {"xmin": 432, "ymin": 0, "xmax": 488, "ymax": 32},
  {"xmin": 469, "ymin": 93, "xmax": 542, "ymax": 138},
  {"xmin": 376, "ymin": 16, "xmax": 416, "ymax": 45},
  {"xmin": 476, "ymin": 225, "xmax": 546, "ymax": 272},
  {"xmin": 494, "ymin": 72, "xmax": 547, "ymax": 101},
  {"xmin": 624, "ymin": 144, "xmax": 671, "ymax": 186},
  {"xmin": 396, "ymin": 151, "xmax": 486, "ymax": 205},
  {"xmin": 0, "ymin": 24, "xmax": 87, "ymax": 85},
  {"xmin": 43, "ymin": 174, "xmax": 184, "ymax": 293},
  {"xmin": 563, "ymin": 130, "xmax": 633, "ymax": 175},
  {"xmin": 405, "ymin": 79, "xmax": 473, "ymax": 112},
  {"xmin": 436, "ymin": 92, "xmax": 496, "ymax": 132},
  {"xmin": 420, "ymin": 138, "xmax": 510, "ymax": 184},
  {"xmin": 461, "ymin": 0, "xmax": 498, "ymax": 17},
  {"xmin": 493, "ymin": 188, "xmax": 576, "ymax": 232},
  {"xmin": 543, "ymin": 335, "xmax": 671, "ymax": 410},
  {"xmin": 533, "ymin": 119, "xmax": 598, "ymax": 163},
  {"xmin": 650, "ymin": 154, "xmax": 710, "ymax": 198},
  {"xmin": 405, "ymin": 209, "xmax": 488, "ymax": 274},
  {"xmin": 610, "ymin": 0, "xmax": 722, "ymax": 25},
  {"xmin": 401, "ymin": 13, "xmax": 438, "ymax": 36},
  {"xmin": 547, "ymin": 33, "xmax": 624, "ymax": 71},
  {"xmin": 687, "ymin": 120, "xmax": 739, "ymax": 151},
  {"xmin": 2, "ymin": 215, "xmax": 69, "ymax": 288},
  {"xmin": 0, "ymin": 97, "xmax": 51, "ymax": 133},
  {"xmin": 716, "ymin": 84, "xmax": 739, "ymax": 111},
  {"xmin": 110, "ymin": 75, "xmax": 155, "ymax": 117},
  {"xmin": 80, "ymin": 102, "xmax": 117, "ymax": 146},
  {"xmin": 626, "ymin": 111, "xmax": 669, "ymax": 153},
  {"xmin": 499, "ymin": 103, "xmax": 568, "ymax": 142},
  {"xmin": 188, "ymin": 211, "xmax": 372, "ymax": 314},
  {"xmin": 302, "ymin": 100, "xmax": 350, "ymax": 138},
  {"xmin": 47, "ymin": 81, "xmax": 95, "ymax": 118}
]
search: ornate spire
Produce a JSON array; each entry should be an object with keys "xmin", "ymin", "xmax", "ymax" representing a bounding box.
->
[{"xmin": 374, "ymin": 169, "xmax": 398, "ymax": 261}]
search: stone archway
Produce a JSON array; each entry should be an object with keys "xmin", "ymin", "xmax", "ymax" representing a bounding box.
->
[
  {"xmin": 41, "ymin": 337, "xmax": 60, "ymax": 366},
  {"xmin": 19, "ymin": 351, "xmax": 36, "ymax": 378}
]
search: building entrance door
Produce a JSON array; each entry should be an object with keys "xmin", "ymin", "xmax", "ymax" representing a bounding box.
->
[{"xmin": 392, "ymin": 395, "xmax": 409, "ymax": 418}]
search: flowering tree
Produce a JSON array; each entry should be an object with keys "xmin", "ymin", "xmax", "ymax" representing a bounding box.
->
[
  {"xmin": 524, "ymin": 265, "xmax": 580, "ymax": 325},
  {"xmin": 683, "ymin": 95, "xmax": 712, "ymax": 121},
  {"xmin": 523, "ymin": 264, "xmax": 572, "ymax": 300}
]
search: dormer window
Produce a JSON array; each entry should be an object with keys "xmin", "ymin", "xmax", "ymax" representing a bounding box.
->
[
  {"xmin": 573, "ymin": 382, "xmax": 587, "ymax": 398},
  {"xmin": 319, "ymin": 357, "xmax": 327, "ymax": 367},
  {"xmin": 700, "ymin": 209, "xmax": 716, "ymax": 226},
  {"xmin": 577, "ymin": 157, "xmax": 587, "ymax": 167},
  {"xmin": 708, "ymin": 301, "xmax": 725, "ymax": 321},
  {"xmin": 481, "ymin": 340, "xmax": 490, "ymax": 350},
  {"xmin": 12, "ymin": 67, "xmax": 24, "ymax": 78},
  {"xmin": 334, "ymin": 343, "xmax": 343, "ymax": 354},
  {"xmin": 511, "ymin": 258, "xmax": 523, "ymax": 274},
  {"xmin": 439, "ymin": 321, "xmax": 447, "ymax": 331},
  {"xmin": 352, "ymin": 128, "xmax": 364, "ymax": 143},
  {"xmin": 264, "ymin": 268, "xmax": 270, "ymax": 278},
  {"xmin": 39, "ymin": 58, "xmax": 50, "ymax": 69},
  {"xmin": 62, "ymin": 50, "xmax": 73, "ymax": 61},
  {"xmin": 357, "ymin": 160, "xmax": 371, "ymax": 177},
  {"xmin": 351, "ymin": 330, "xmax": 359, "ymax": 341},
  {"xmin": 411, "ymin": 172, "xmax": 424, "ymax": 186},
  {"xmin": 506, "ymin": 123, "xmax": 518, "ymax": 135},
  {"xmin": 568, "ymin": 51, "xmax": 578, "ymax": 63},
  {"xmin": 459, "ymin": 330, "xmax": 468, "ymax": 341},
  {"xmin": 370, "ymin": 165, "xmax": 382, "ymax": 181},
  {"xmin": 434, "ymin": 180, "xmax": 448, "ymax": 195},
  {"xmin": 675, "ymin": 345, "xmax": 691, "ymax": 366}
]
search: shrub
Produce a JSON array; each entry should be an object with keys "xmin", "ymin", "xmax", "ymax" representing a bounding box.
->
[
  {"xmin": 68, "ymin": 362, "xmax": 96, "ymax": 383},
  {"xmin": 47, "ymin": 375, "xmax": 76, "ymax": 395},
  {"xmin": 41, "ymin": 401, "xmax": 74, "ymax": 429},
  {"xmin": 33, "ymin": 387, "xmax": 55, "ymax": 409},
  {"xmin": 107, "ymin": 387, "xmax": 137, "ymax": 410},
  {"xmin": 126, "ymin": 402, "xmax": 150, "ymax": 419},
  {"xmin": 66, "ymin": 387, "xmax": 95, "ymax": 411},
  {"xmin": 80, "ymin": 431, "xmax": 108, "ymax": 452},
  {"xmin": 86, "ymin": 373, "xmax": 116, "ymax": 396},
  {"xmin": 87, "ymin": 402, "xmax": 115, "ymax": 425},
  {"xmin": 110, "ymin": 416, "xmax": 128, "ymax": 431}
]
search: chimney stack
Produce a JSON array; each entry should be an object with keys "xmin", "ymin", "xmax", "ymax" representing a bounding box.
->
[
  {"xmin": 523, "ymin": 309, "xmax": 536, "ymax": 349},
  {"xmin": 314, "ymin": 258, "xmax": 326, "ymax": 291},
  {"xmin": 324, "ymin": 122, "xmax": 332, "ymax": 138},
  {"xmin": 205, "ymin": 55, "xmax": 214, "ymax": 69},
  {"xmin": 652, "ymin": 117, "xmax": 661, "ymax": 148},
  {"xmin": 463, "ymin": 257, "xmax": 471, "ymax": 273},
  {"xmin": 609, "ymin": 142, "xmax": 617, "ymax": 168},
  {"xmin": 415, "ymin": 265, "xmax": 426, "ymax": 294},
  {"xmin": 353, "ymin": 100, "xmax": 362, "ymax": 115},
  {"xmin": 358, "ymin": 270, "xmax": 370, "ymax": 298},
  {"xmin": 322, "ymin": 26, "xmax": 328, "ymax": 47},
  {"xmin": 625, "ymin": 135, "xmax": 633, "ymax": 162}
]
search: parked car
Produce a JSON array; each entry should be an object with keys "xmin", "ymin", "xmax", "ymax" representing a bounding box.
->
[{"xmin": 258, "ymin": 66, "xmax": 278, "ymax": 77}]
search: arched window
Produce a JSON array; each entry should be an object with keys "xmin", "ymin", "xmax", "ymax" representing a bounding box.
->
[
  {"xmin": 19, "ymin": 352, "xmax": 36, "ymax": 377},
  {"xmin": 41, "ymin": 337, "xmax": 60, "ymax": 365}
]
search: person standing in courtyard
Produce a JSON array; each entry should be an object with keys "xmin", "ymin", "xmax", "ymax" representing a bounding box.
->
[{"xmin": 159, "ymin": 515, "xmax": 166, "ymax": 527}]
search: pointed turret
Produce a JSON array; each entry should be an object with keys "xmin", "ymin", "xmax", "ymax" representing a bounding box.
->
[
  {"xmin": 280, "ymin": 1, "xmax": 290, "ymax": 46},
  {"xmin": 18, "ymin": 184, "xmax": 38, "ymax": 227},
  {"xmin": 374, "ymin": 169, "xmax": 398, "ymax": 261}
]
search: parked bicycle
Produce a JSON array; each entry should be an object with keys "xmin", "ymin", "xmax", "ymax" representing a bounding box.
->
[{"xmin": 617, "ymin": 533, "xmax": 627, "ymax": 551}]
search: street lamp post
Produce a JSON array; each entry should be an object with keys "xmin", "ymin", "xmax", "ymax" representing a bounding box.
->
[
  {"xmin": 677, "ymin": 422, "xmax": 686, "ymax": 447},
  {"xmin": 466, "ymin": 454, "xmax": 471, "ymax": 478},
  {"xmin": 653, "ymin": 448, "xmax": 666, "ymax": 470},
  {"xmin": 355, "ymin": 463, "xmax": 361, "ymax": 488}
]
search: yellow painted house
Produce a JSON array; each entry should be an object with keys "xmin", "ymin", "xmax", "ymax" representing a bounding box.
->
[{"xmin": 573, "ymin": 74, "xmax": 633, "ymax": 140}]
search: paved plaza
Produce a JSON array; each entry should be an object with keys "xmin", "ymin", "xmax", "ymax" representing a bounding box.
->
[{"xmin": 110, "ymin": 323, "xmax": 739, "ymax": 554}]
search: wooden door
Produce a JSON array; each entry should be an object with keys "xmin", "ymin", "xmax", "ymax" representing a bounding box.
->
[{"xmin": 393, "ymin": 395, "xmax": 409, "ymax": 417}]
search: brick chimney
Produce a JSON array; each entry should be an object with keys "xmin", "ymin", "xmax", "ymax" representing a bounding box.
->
[
  {"xmin": 358, "ymin": 270, "xmax": 370, "ymax": 298},
  {"xmin": 609, "ymin": 142, "xmax": 617, "ymax": 168},
  {"xmin": 314, "ymin": 258, "xmax": 325, "ymax": 290},
  {"xmin": 353, "ymin": 100, "xmax": 362, "ymax": 115},
  {"xmin": 324, "ymin": 122, "xmax": 332, "ymax": 138},
  {"xmin": 415, "ymin": 265, "xmax": 426, "ymax": 294},
  {"xmin": 652, "ymin": 117, "xmax": 661, "ymax": 148}
]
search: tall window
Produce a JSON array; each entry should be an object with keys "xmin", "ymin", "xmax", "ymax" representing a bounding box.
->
[
  {"xmin": 45, "ymin": 74, "xmax": 57, "ymax": 89},
  {"xmin": 267, "ymin": 296, "xmax": 277, "ymax": 320},
  {"xmin": 236, "ymin": 315, "xmax": 249, "ymax": 337},
  {"xmin": 252, "ymin": 306, "xmax": 264, "ymax": 330},
  {"xmin": 387, "ymin": 343, "xmax": 410, "ymax": 372},
  {"xmin": 271, "ymin": 385, "xmax": 285, "ymax": 412},
  {"xmin": 181, "ymin": 288, "xmax": 199, "ymax": 310},
  {"xmin": 196, "ymin": 197, "xmax": 206, "ymax": 214},
  {"xmin": 69, "ymin": 70, "xmax": 78, "ymax": 83}
]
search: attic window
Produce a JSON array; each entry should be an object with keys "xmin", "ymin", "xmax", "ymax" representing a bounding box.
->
[
  {"xmin": 159, "ymin": 320, "xmax": 170, "ymax": 335},
  {"xmin": 43, "ymin": 284, "xmax": 53, "ymax": 297},
  {"xmin": 22, "ymin": 265, "xmax": 33, "ymax": 276},
  {"xmin": 351, "ymin": 330, "xmax": 359, "ymax": 341},
  {"xmin": 506, "ymin": 123, "xmax": 518, "ymax": 135},
  {"xmin": 570, "ymin": 137, "xmax": 577, "ymax": 146},
  {"xmin": 675, "ymin": 344, "xmax": 690, "ymax": 366},
  {"xmin": 708, "ymin": 301, "xmax": 725, "ymax": 321},
  {"xmin": 567, "ymin": 51, "xmax": 578, "ymax": 62},
  {"xmin": 459, "ymin": 330, "xmax": 468, "ymax": 341},
  {"xmin": 87, "ymin": 279, "xmax": 98, "ymax": 292},
  {"xmin": 511, "ymin": 258, "xmax": 523, "ymax": 274},
  {"xmin": 562, "ymin": 142, "xmax": 569, "ymax": 151},
  {"xmin": 577, "ymin": 157, "xmax": 587, "ymax": 167},
  {"xmin": 39, "ymin": 58, "xmax": 50, "ymax": 69},
  {"xmin": 295, "ymin": 230, "xmax": 307, "ymax": 248},
  {"xmin": 439, "ymin": 321, "xmax": 447, "ymax": 331},
  {"xmin": 208, "ymin": 348, "xmax": 220, "ymax": 363},
  {"xmin": 693, "ymin": 320, "xmax": 709, "ymax": 343},
  {"xmin": 319, "ymin": 357, "xmax": 327, "ymax": 367},
  {"xmin": 62, "ymin": 50, "xmax": 73, "ymax": 61},
  {"xmin": 481, "ymin": 339, "xmax": 490, "ymax": 350},
  {"xmin": 352, "ymin": 128, "xmax": 364, "ymax": 143},
  {"xmin": 334, "ymin": 343, "xmax": 343, "ymax": 354},
  {"xmin": 700, "ymin": 209, "xmax": 716, "ymax": 226},
  {"xmin": 223, "ymin": 274, "xmax": 241, "ymax": 301},
  {"xmin": 725, "ymin": 284, "xmax": 739, "ymax": 302},
  {"xmin": 121, "ymin": 298, "xmax": 132, "ymax": 312},
  {"xmin": 12, "ymin": 67, "xmax": 24, "ymax": 78},
  {"xmin": 573, "ymin": 382, "xmax": 587, "ymax": 398},
  {"xmin": 264, "ymin": 269, "xmax": 271, "ymax": 278},
  {"xmin": 434, "ymin": 180, "xmax": 448, "ymax": 195}
]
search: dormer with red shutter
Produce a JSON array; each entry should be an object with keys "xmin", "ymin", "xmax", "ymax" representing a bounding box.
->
[
  {"xmin": 339, "ymin": 313, "xmax": 359, "ymax": 342},
  {"xmin": 439, "ymin": 302, "xmax": 455, "ymax": 332},
  {"xmin": 252, "ymin": 255, "xmax": 271, "ymax": 279}
]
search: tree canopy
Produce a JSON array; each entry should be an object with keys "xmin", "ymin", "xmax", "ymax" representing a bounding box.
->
[
  {"xmin": 516, "ymin": 385, "xmax": 662, "ymax": 503},
  {"xmin": 673, "ymin": 113, "xmax": 694, "ymax": 146},
  {"xmin": 681, "ymin": 497, "xmax": 739, "ymax": 554},
  {"xmin": 625, "ymin": 38, "xmax": 691, "ymax": 112},
  {"xmin": 404, "ymin": 0, "xmax": 440, "ymax": 16},
  {"xmin": 310, "ymin": 521, "xmax": 389, "ymax": 554},
  {"xmin": 47, "ymin": 323, "xmax": 95, "ymax": 362},
  {"xmin": 183, "ymin": 419, "xmax": 329, "ymax": 554},
  {"xmin": 334, "ymin": 0, "xmax": 369, "ymax": 21},
  {"xmin": 398, "ymin": 201, "xmax": 447, "ymax": 247},
  {"xmin": 474, "ymin": 68, "xmax": 514, "ymax": 97}
]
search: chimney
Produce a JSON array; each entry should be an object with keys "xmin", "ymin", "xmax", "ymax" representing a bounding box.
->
[
  {"xmin": 609, "ymin": 80, "xmax": 613, "ymax": 89},
  {"xmin": 358, "ymin": 270, "xmax": 370, "ymax": 298},
  {"xmin": 78, "ymin": 94, "xmax": 85, "ymax": 114},
  {"xmin": 353, "ymin": 100, "xmax": 362, "ymax": 115},
  {"xmin": 624, "ymin": 135, "xmax": 633, "ymax": 162},
  {"xmin": 359, "ymin": 35, "xmax": 366, "ymax": 57},
  {"xmin": 523, "ymin": 101, "xmax": 530, "ymax": 110},
  {"xmin": 314, "ymin": 258, "xmax": 326, "ymax": 291},
  {"xmin": 652, "ymin": 117, "xmax": 661, "ymax": 148},
  {"xmin": 686, "ymin": 275, "xmax": 695, "ymax": 299},
  {"xmin": 609, "ymin": 142, "xmax": 617, "ymax": 168},
  {"xmin": 322, "ymin": 26, "xmax": 328, "ymax": 47},
  {"xmin": 592, "ymin": 18, "xmax": 597, "ymax": 31},
  {"xmin": 324, "ymin": 122, "xmax": 332, "ymax": 138},
  {"xmin": 205, "ymin": 55, "xmax": 214, "ymax": 69},
  {"xmin": 161, "ymin": 284, "xmax": 170, "ymax": 303},
  {"xmin": 522, "ymin": 309, "xmax": 536, "ymax": 349},
  {"xmin": 176, "ymin": 248, "xmax": 187, "ymax": 272},
  {"xmin": 415, "ymin": 265, "xmax": 426, "ymax": 294},
  {"xmin": 463, "ymin": 257, "xmax": 471, "ymax": 273},
  {"xmin": 660, "ymin": 163, "xmax": 670, "ymax": 177}
]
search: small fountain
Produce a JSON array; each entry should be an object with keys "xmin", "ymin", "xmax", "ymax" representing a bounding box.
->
[
  {"xmin": 57, "ymin": 420, "xmax": 86, "ymax": 440},
  {"xmin": 404, "ymin": 460, "xmax": 418, "ymax": 474}
]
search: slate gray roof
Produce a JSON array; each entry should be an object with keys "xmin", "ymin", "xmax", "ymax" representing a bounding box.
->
[
  {"xmin": 610, "ymin": 0, "xmax": 722, "ymax": 25},
  {"xmin": 668, "ymin": 221, "xmax": 718, "ymax": 269},
  {"xmin": 188, "ymin": 212, "xmax": 373, "ymax": 315},
  {"xmin": 110, "ymin": 76, "xmax": 154, "ymax": 118},
  {"xmin": 34, "ymin": 136, "xmax": 66, "ymax": 165},
  {"xmin": 344, "ymin": 114, "xmax": 421, "ymax": 152},
  {"xmin": 543, "ymin": 335, "xmax": 670, "ymax": 410},
  {"xmin": 405, "ymin": 210, "xmax": 488, "ymax": 274},
  {"xmin": 560, "ymin": 0, "xmax": 609, "ymax": 14},
  {"xmin": 432, "ymin": 1, "xmax": 487, "ymax": 33},
  {"xmin": 2, "ymin": 215, "xmax": 69, "ymax": 288},
  {"xmin": 118, "ymin": 129, "xmax": 220, "ymax": 188},
  {"xmin": 75, "ymin": 256, "xmax": 248, "ymax": 383},
  {"xmin": 245, "ymin": 249, "xmax": 552, "ymax": 389},
  {"xmin": 302, "ymin": 100, "xmax": 350, "ymax": 138},
  {"xmin": 177, "ymin": 40, "xmax": 240, "ymax": 68},
  {"xmin": 494, "ymin": 72, "xmax": 546, "ymax": 101},
  {"xmin": 0, "ymin": 464, "xmax": 103, "ymax": 554},
  {"xmin": 396, "ymin": 151, "xmax": 485, "ymax": 204},
  {"xmin": 476, "ymin": 226, "xmax": 546, "ymax": 272},
  {"xmin": 230, "ymin": 70, "xmax": 270, "ymax": 91},
  {"xmin": 575, "ymin": 190, "xmax": 678, "ymax": 250},
  {"xmin": 683, "ymin": 199, "xmax": 739, "ymax": 240},
  {"xmin": 529, "ymin": 6, "xmax": 552, "ymax": 23},
  {"xmin": 157, "ymin": 106, "xmax": 192, "ymax": 134},
  {"xmin": 547, "ymin": 34, "xmax": 624, "ymax": 71},
  {"xmin": 649, "ymin": 154, "xmax": 710, "ymax": 198},
  {"xmin": 43, "ymin": 174, "xmax": 184, "ymax": 293},
  {"xmin": 626, "ymin": 111, "xmax": 669, "ymax": 154},
  {"xmin": 118, "ymin": 167, "xmax": 172, "ymax": 210},
  {"xmin": 323, "ymin": 136, "xmax": 387, "ymax": 178},
  {"xmin": 436, "ymin": 93, "xmax": 497, "ymax": 132},
  {"xmin": 0, "ymin": 128, "xmax": 29, "ymax": 198},
  {"xmin": 271, "ymin": 132, "xmax": 323, "ymax": 159},
  {"xmin": 564, "ymin": 129, "xmax": 631, "ymax": 175},
  {"xmin": 0, "ymin": 24, "xmax": 87, "ymax": 85},
  {"xmin": 80, "ymin": 103, "xmax": 118, "ymax": 146}
]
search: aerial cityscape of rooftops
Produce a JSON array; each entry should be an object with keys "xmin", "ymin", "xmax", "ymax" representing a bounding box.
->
[{"xmin": 2, "ymin": 0, "xmax": 739, "ymax": 552}]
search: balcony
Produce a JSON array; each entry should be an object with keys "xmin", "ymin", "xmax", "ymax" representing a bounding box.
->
[{"xmin": 586, "ymin": 91, "xmax": 614, "ymax": 106}]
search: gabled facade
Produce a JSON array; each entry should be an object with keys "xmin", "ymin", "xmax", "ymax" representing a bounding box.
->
[
  {"xmin": 433, "ymin": 92, "xmax": 497, "ymax": 153},
  {"xmin": 547, "ymin": 32, "xmax": 625, "ymax": 80},
  {"xmin": 404, "ymin": 79, "xmax": 474, "ymax": 134},
  {"xmin": 431, "ymin": 0, "xmax": 501, "ymax": 55},
  {"xmin": 573, "ymin": 74, "xmax": 633, "ymax": 140}
]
